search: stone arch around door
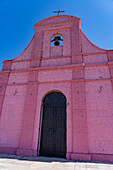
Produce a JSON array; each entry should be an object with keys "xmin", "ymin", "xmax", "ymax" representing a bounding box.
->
[
  {"xmin": 34, "ymin": 87, "xmax": 72, "ymax": 160},
  {"xmin": 38, "ymin": 91, "xmax": 67, "ymax": 158}
]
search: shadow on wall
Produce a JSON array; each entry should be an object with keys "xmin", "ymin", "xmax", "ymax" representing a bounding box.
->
[
  {"xmin": 0, "ymin": 154, "xmax": 113, "ymax": 164},
  {"xmin": 0, "ymin": 154, "xmax": 73, "ymax": 163}
]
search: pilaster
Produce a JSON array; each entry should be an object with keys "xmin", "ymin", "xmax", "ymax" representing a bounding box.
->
[
  {"xmin": 0, "ymin": 72, "xmax": 10, "ymax": 117},
  {"xmin": 30, "ymin": 30, "xmax": 43, "ymax": 68},
  {"xmin": 17, "ymin": 71, "xmax": 38, "ymax": 156},
  {"xmin": 71, "ymin": 66, "xmax": 89, "ymax": 157}
]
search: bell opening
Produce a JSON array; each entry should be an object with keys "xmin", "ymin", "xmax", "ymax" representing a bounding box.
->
[{"xmin": 51, "ymin": 35, "xmax": 63, "ymax": 47}]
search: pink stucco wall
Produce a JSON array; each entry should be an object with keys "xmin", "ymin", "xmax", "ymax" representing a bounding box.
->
[
  {"xmin": 0, "ymin": 15, "xmax": 113, "ymax": 162},
  {"xmin": 0, "ymin": 85, "xmax": 27, "ymax": 147}
]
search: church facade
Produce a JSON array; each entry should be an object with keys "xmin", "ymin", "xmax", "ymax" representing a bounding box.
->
[{"xmin": 0, "ymin": 15, "xmax": 113, "ymax": 162}]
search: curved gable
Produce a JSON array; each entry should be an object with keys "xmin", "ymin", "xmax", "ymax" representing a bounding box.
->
[{"xmin": 34, "ymin": 15, "xmax": 80, "ymax": 27}]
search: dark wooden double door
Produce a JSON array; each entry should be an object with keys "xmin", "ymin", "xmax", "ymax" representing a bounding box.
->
[{"xmin": 39, "ymin": 92, "xmax": 66, "ymax": 158}]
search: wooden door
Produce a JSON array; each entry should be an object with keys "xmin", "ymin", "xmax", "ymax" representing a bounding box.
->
[{"xmin": 39, "ymin": 92, "xmax": 66, "ymax": 158}]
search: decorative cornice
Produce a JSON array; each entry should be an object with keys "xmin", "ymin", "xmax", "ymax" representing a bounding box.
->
[
  {"xmin": 0, "ymin": 78, "xmax": 112, "ymax": 87},
  {"xmin": 83, "ymin": 52, "xmax": 107, "ymax": 56},
  {"xmin": 0, "ymin": 61, "xmax": 111, "ymax": 74},
  {"xmin": 3, "ymin": 52, "xmax": 108, "ymax": 64}
]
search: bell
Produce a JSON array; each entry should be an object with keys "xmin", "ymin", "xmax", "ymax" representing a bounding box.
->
[
  {"xmin": 54, "ymin": 40, "xmax": 60, "ymax": 46},
  {"xmin": 51, "ymin": 36, "xmax": 63, "ymax": 46}
]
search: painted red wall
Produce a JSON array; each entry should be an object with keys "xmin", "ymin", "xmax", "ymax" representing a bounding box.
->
[{"xmin": 0, "ymin": 15, "xmax": 113, "ymax": 162}]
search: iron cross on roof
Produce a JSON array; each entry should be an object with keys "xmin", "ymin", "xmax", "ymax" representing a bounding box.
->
[{"xmin": 53, "ymin": 10, "xmax": 65, "ymax": 15}]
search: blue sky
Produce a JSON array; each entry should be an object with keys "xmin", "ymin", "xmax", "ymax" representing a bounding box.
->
[{"xmin": 0, "ymin": 0, "xmax": 113, "ymax": 70}]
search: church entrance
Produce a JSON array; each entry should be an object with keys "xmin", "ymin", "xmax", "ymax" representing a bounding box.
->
[{"xmin": 39, "ymin": 92, "xmax": 66, "ymax": 158}]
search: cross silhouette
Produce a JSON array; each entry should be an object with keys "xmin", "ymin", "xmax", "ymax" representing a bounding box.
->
[{"xmin": 53, "ymin": 10, "xmax": 65, "ymax": 15}]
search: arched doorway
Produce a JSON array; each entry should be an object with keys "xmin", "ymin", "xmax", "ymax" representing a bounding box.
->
[{"xmin": 39, "ymin": 92, "xmax": 66, "ymax": 158}]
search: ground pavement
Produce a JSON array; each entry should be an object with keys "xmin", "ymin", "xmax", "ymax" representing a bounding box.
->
[{"xmin": 0, "ymin": 154, "xmax": 113, "ymax": 170}]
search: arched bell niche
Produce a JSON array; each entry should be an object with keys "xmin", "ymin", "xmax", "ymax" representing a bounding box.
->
[
  {"xmin": 51, "ymin": 35, "xmax": 63, "ymax": 47},
  {"xmin": 50, "ymin": 34, "xmax": 63, "ymax": 57}
]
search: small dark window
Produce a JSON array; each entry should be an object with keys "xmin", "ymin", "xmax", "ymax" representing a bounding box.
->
[{"xmin": 51, "ymin": 35, "xmax": 63, "ymax": 47}]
